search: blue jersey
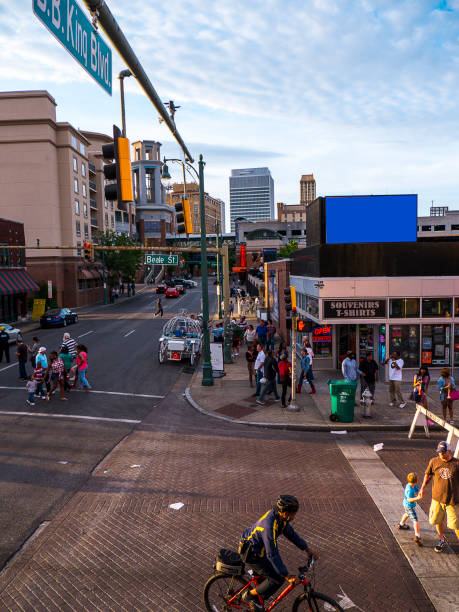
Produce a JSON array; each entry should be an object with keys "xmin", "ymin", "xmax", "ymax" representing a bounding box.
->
[
  {"xmin": 403, "ymin": 484, "xmax": 419, "ymax": 509},
  {"xmin": 240, "ymin": 508, "xmax": 308, "ymax": 578}
]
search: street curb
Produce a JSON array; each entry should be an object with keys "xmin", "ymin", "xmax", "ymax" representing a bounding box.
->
[{"xmin": 184, "ymin": 387, "xmax": 429, "ymax": 432}]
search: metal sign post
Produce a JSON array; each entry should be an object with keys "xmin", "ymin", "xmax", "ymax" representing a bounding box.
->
[{"xmin": 287, "ymin": 314, "xmax": 299, "ymax": 412}]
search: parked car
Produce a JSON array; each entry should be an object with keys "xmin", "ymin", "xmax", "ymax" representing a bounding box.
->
[
  {"xmin": 165, "ymin": 287, "xmax": 179, "ymax": 298},
  {"xmin": 156, "ymin": 283, "xmax": 167, "ymax": 294},
  {"xmin": 0, "ymin": 323, "xmax": 22, "ymax": 344},
  {"xmin": 175, "ymin": 283, "xmax": 186, "ymax": 295},
  {"xmin": 40, "ymin": 308, "xmax": 78, "ymax": 328}
]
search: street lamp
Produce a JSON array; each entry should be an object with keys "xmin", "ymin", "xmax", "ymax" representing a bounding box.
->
[{"xmin": 161, "ymin": 155, "xmax": 214, "ymax": 387}]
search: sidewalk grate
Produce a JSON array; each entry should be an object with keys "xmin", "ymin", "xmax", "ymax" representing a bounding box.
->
[{"xmin": 214, "ymin": 403, "xmax": 257, "ymax": 418}]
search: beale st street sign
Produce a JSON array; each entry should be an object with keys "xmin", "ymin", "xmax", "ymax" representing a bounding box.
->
[
  {"xmin": 145, "ymin": 254, "xmax": 179, "ymax": 266},
  {"xmin": 33, "ymin": 0, "xmax": 112, "ymax": 95}
]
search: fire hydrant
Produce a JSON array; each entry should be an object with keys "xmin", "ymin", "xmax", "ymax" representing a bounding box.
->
[{"xmin": 361, "ymin": 388, "xmax": 373, "ymax": 418}]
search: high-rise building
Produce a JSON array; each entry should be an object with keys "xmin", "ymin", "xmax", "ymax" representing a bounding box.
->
[
  {"xmin": 131, "ymin": 140, "xmax": 173, "ymax": 243},
  {"xmin": 166, "ymin": 183, "xmax": 223, "ymax": 234},
  {"xmin": 229, "ymin": 167, "xmax": 274, "ymax": 231},
  {"xmin": 0, "ymin": 90, "xmax": 116, "ymax": 306},
  {"xmin": 300, "ymin": 174, "xmax": 316, "ymax": 206}
]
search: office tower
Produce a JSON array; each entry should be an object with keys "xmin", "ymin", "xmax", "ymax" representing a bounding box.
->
[
  {"xmin": 300, "ymin": 174, "xmax": 316, "ymax": 206},
  {"xmin": 229, "ymin": 167, "xmax": 274, "ymax": 231}
]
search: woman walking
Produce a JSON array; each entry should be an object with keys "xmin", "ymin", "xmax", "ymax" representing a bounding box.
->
[
  {"xmin": 438, "ymin": 368, "xmax": 455, "ymax": 425},
  {"xmin": 76, "ymin": 344, "xmax": 91, "ymax": 391},
  {"xmin": 46, "ymin": 351, "xmax": 67, "ymax": 402},
  {"xmin": 278, "ymin": 352, "xmax": 292, "ymax": 408},
  {"xmin": 155, "ymin": 297, "xmax": 163, "ymax": 317},
  {"xmin": 412, "ymin": 366, "xmax": 429, "ymax": 409},
  {"xmin": 243, "ymin": 324, "xmax": 256, "ymax": 346},
  {"xmin": 245, "ymin": 344, "xmax": 257, "ymax": 387}
]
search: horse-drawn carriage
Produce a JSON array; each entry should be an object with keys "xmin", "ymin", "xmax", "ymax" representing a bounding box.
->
[{"xmin": 157, "ymin": 311, "xmax": 202, "ymax": 365}]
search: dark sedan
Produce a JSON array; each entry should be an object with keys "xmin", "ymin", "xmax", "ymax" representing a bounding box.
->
[{"xmin": 40, "ymin": 308, "xmax": 78, "ymax": 328}]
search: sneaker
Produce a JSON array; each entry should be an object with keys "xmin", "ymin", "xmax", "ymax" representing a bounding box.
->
[
  {"xmin": 399, "ymin": 403, "xmax": 407, "ymax": 408},
  {"xmin": 397, "ymin": 523, "xmax": 410, "ymax": 530},
  {"xmin": 435, "ymin": 539, "xmax": 447, "ymax": 553},
  {"xmin": 26, "ymin": 400, "xmax": 35, "ymax": 406},
  {"xmin": 256, "ymin": 399, "xmax": 265, "ymax": 405},
  {"xmin": 389, "ymin": 402, "xmax": 395, "ymax": 406},
  {"xmin": 414, "ymin": 536, "xmax": 423, "ymax": 547}
]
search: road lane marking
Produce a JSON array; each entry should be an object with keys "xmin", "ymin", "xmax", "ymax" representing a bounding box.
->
[
  {"xmin": 0, "ymin": 386, "xmax": 165, "ymax": 399},
  {"xmin": 77, "ymin": 330, "xmax": 94, "ymax": 338},
  {"xmin": 0, "ymin": 410, "xmax": 140, "ymax": 424},
  {"xmin": 0, "ymin": 363, "xmax": 16, "ymax": 373},
  {"xmin": 123, "ymin": 330, "xmax": 135, "ymax": 337}
]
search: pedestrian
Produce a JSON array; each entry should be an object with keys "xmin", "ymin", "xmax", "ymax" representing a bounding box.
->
[
  {"xmin": 58, "ymin": 345, "xmax": 74, "ymax": 392},
  {"xmin": 212, "ymin": 322, "xmax": 224, "ymax": 343},
  {"xmin": 257, "ymin": 349, "xmax": 280, "ymax": 405},
  {"xmin": 278, "ymin": 352, "xmax": 292, "ymax": 408},
  {"xmin": 256, "ymin": 319, "xmax": 267, "ymax": 349},
  {"xmin": 437, "ymin": 368, "xmax": 455, "ymax": 425},
  {"xmin": 254, "ymin": 296, "xmax": 260, "ymax": 307},
  {"xmin": 246, "ymin": 344, "xmax": 257, "ymax": 387},
  {"xmin": 244, "ymin": 324, "xmax": 256, "ymax": 346},
  {"xmin": 303, "ymin": 338, "xmax": 315, "ymax": 384},
  {"xmin": 156, "ymin": 297, "xmax": 163, "ymax": 317},
  {"xmin": 359, "ymin": 353, "xmax": 379, "ymax": 404},
  {"xmin": 230, "ymin": 300, "xmax": 234, "ymax": 316},
  {"xmin": 397, "ymin": 472, "xmax": 423, "ymax": 546},
  {"xmin": 61, "ymin": 332, "xmax": 78, "ymax": 359},
  {"xmin": 27, "ymin": 336, "xmax": 40, "ymax": 368},
  {"xmin": 36, "ymin": 347, "xmax": 49, "ymax": 393},
  {"xmin": 297, "ymin": 348, "xmax": 315, "ymax": 394},
  {"xmin": 25, "ymin": 374, "xmax": 37, "ymax": 406},
  {"xmin": 383, "ymin": 351, "xmax": 406, "ymax": 408},
  {"xmin": 412, "ymin": 366, "xmax": 430, "ymax": 409},
  {"xmin": 120, "ymin": 282, "xmax": 125, "ymax": 296},
  {"xmin": 33, "ymin": 361, "xmax": 46, "ymax": 400},
  {"xmin": 76, "ymin": 344, "xmax": 91, "ymax": 391},
  {"xmin": 110, "ymin": 287, "xmax": 116, "ymax": 303},
  {"xmin": 46, "ymin": 351, "xmax": 67, "ymax": 402},
  {"xmin": 16, "ymin": 339, "xmax": 28, "ymax": 381},
  {"xmin": 253, "ymin": 344, "xmax": 266, "ymax": 397},
  {"xmin": 341, "ymin": 350, "xmax": 361, "ymax": 382},
  {"xmin": 0, "ymin": 325, "xmax": 10, "ymax": 363},
  {"xmin": 266, "ymin": 318, "xmax": 276, "ymax": 351},
  {"xmin": 419, "ymin": 440, "xmax": 459, "ymax": 553},
  {"xmin": 131, "ymin": 281, "xmax": 135, "ymax": 296},
  {"xmin": 238, "ymin": 315, "xmax": 248, "ymax": 330}
]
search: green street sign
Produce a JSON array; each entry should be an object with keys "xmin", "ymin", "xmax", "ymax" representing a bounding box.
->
[
  {"xmin": 33, "ymin": 0, "xmax": 112, "ymax": 95},
  {"xmin": 145, "ymin": 254, "xmax": 179, "ymax": 266}
]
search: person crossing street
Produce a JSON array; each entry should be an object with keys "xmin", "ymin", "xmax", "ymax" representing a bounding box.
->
[
  {"xmin": 0, "ymin": 326, "xmax": 10, "ymax": 363},
  {"xmin": 156, "ymin": 297, "xmax": 163, "ymax": 317}
]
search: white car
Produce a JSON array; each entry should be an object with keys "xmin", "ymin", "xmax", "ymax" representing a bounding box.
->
[{"xmin": 0, "ymin": 323, "xmax": 23, "ymax": 344}]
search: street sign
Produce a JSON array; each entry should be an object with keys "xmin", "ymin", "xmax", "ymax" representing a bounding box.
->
[
  {"xmin": 145, "ymin": 254, "xmax": 178, "ymax": 266},
  {"xmin": 33, "ymin": 0, "xmax": 112, "ymax": 95}
]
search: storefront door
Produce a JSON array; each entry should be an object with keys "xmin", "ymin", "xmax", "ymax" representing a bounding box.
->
[{"xmin": 337, "ymin": 324, "xmax": 356, "ymax": 367}]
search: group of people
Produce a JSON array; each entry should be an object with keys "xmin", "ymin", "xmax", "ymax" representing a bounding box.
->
[
  {"xmin": 341, "ymin": 350, "xmax": 456, "ymax": 425},
  {"xmin": 22, "ymin": 333, "xmax": 91, "ymax": 405},
  {"xmin": 110, "ymin": 281, "xmax": 136, "ymax": 303}
]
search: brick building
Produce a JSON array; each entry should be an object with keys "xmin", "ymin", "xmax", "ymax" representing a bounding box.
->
[
  {"xmin": 166, "ymin": 182, "xmax": 224, "ymax": 234},
  {"xmin": 0, "ymin": 218, "xmax": 38, "ymax": 322}
]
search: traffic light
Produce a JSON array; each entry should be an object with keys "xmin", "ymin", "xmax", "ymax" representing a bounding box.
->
[
  {"xmin": 83, "ymin": 241, "xmax": 93, "ymax": 262},
  {"xmin": 297, "ymin": 319, "xmax": 312, "ymax": 333},
  {"xmin": 290, "ymin": 286, "xmax": 297, "ymax": 313},
  {"xmin": 102, "ymin": 125, "xmax": 134, "ymax": 206},
  {"xmin": 174, "ymin": 197, "xmax": 193, "ymax": 234},
  {"xmin": 284, "ymin": 287, "xmax": 292, "ymax": 330}
]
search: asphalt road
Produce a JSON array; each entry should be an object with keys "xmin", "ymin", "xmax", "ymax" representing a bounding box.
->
[{"xmin": 0, "ymin": 281, "xmax": 216, "ymax": 570}]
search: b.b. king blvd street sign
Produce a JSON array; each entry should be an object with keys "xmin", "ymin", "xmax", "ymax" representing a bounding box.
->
[
  {"xmin": 145, "ymin": 254, "xmax": 178, "ymax": 266},
  {"xmin": 33, "ymin": 0, "xmax": 112, "ymax": 95}
]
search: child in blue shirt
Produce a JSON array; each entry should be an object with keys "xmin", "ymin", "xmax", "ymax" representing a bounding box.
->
[{"xmin": 397, "ymin": 472, "xmax": 422, "ymax": 546}]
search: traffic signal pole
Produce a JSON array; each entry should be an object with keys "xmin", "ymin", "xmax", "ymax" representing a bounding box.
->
[
  {"xmin": 222, "ymin": 242, "xmax": 232, "ymax": 364},
  {"xmin": 287, "ymin": 312, "xmax": 299, "ymax": 412}
]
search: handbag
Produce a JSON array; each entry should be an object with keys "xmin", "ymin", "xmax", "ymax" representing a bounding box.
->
[{"xmin": 449, "ymin": 389, "xmax": 459, "ymax": 401}]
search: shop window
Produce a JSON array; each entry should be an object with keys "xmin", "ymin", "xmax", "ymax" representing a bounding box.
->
[
  {"xmin": 422, "ymin": 324, "xmax": 451, "ymax": 366},
  {"xmin": 434, "ymin": 225, "xmax": 445, "ymax": 231},
  {"xmin": 389, "ymin": 325, "xmax": 419, "ymax": 368},
  {"xmin": 422, "ymin": 298, "xmax": 452, "ymax": 317},
  {"xmin": 454, "ymin": 325, "xmax": 459, "ymax": 367},
  {"xmin": 359, "ymin": 325, "xmax": 374, "ymax": 362},
  {"xmin": 389, "ymin": 298, "xmax": 420, "ymax": 318},
  {"xmin": 311, "ymin": 325, "xmax": 332, "ymax": 359}
]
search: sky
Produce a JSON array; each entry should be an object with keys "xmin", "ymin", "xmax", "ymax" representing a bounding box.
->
[{"xmin": 1, "ymin": 0, "xmax": 459, "ymax": 231}]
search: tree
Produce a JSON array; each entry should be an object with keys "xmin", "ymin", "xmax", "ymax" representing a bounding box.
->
[
  {"xmin": 278, "ymin": 239, "xmax": 299, "ymax": 259},
  {"xmin": 99, "ymin": 230, "xmax": 143, "ymax": 285}
]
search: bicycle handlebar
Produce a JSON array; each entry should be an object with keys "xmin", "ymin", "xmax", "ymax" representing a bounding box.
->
[{"xmin": 298, "ymin": 556, "xmax": 315, "ymax": 575}]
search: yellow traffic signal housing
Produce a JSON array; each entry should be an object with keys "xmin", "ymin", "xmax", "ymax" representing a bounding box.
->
[
  {"xmin": 83, "ymin": 241, "xmax": 93, "ymax": 262},
  {"xmin": 117, "ymin": 136, "xmax": 134, "ymax": 202},
  {"xmin": 174, "ymin": 197, "xmax": 193, "ymax": 234},
  {"xmin": 290, "ymin": 286, "xmax": 297, "ymax": 311}
]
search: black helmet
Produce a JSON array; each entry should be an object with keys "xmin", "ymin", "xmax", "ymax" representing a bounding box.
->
[{"xmin": 276, "ymin": 495, "xmax": 299, "ymax": 514}]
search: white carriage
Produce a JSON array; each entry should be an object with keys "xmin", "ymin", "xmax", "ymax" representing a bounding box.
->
[{"xmin": 158, "ymin": 311, "xmax": 202, "ymax": 365}]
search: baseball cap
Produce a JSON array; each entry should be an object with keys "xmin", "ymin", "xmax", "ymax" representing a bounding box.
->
[
  {"xmin": 38, "ymin": 346, "xmax": 46, "ymax": 353},
  {"xmin": 436, "ymin": 441, "xmax": 451, "ymax": 454}
]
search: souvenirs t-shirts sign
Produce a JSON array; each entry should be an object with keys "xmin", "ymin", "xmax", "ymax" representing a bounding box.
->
[{"xmin": 324, "ymin": 300, "xmax": 386, "ymax": 319}]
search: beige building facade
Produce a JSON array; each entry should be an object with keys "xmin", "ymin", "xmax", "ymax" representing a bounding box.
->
[
  {"xmin": 166, "ymin": 182, "xmax": 224, "ymax": 234},
  {"xmin": 277, "ymin": 201, "xmax": 307, "ymax": 223},
  {"xmin": 300, "ymin": 173, "xmax": 316, "ymax": 205},
  {"xmin": 0, "ymin": 90, "xmax": 115, "ymax": 307}
]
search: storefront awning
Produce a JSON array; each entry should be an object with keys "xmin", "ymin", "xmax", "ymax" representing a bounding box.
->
[{"xmin": 0, "ymin": 269, "xmax": 39, "ymax": 296}]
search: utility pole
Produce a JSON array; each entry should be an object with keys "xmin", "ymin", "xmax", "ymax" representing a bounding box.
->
[{"xmin": 222, "ymin": 241, "xmax": 232, "ymax": 364}]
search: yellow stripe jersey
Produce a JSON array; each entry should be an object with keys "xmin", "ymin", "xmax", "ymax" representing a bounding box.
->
[{"xmin": 240, "ymin": 509, "xmax": 308, "ymax": 577}]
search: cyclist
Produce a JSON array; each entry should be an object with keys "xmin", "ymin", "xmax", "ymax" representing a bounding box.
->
[{"xmin": 239, "ymin": 495, "xmax": 319, "ymax": 611}]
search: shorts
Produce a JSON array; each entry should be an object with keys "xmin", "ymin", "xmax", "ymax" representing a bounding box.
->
[
  {"xmin": 429, "ymin": 500, "xmax": 458, "ymax": 530},
  {"xmin": 403, "ymin": 506, "xmax": 418, "ymax": 522}
]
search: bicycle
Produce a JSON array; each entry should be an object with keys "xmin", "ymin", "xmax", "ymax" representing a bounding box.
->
[{"xmin": 203, "ymin": 557, "xmax": 343, "ymax": 611}]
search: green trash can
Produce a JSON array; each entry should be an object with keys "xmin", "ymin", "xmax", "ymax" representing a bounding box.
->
[{"xmin": 327, "ymin": 379, "xmax": 357, "ymax": 423}]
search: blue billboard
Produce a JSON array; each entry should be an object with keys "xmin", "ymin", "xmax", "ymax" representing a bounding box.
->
[{"xmin": 325, "ymin": 194, "xmax": 417, "ymax": 244}]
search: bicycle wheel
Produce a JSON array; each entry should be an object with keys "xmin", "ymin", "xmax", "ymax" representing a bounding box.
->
[
  {"xmin": 293, "ymin": 590, "xmax": 344, "ymax": 612},
  {"xmin": 203, "ymin": 573, "xmax": 247, "ymax": 611}
]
